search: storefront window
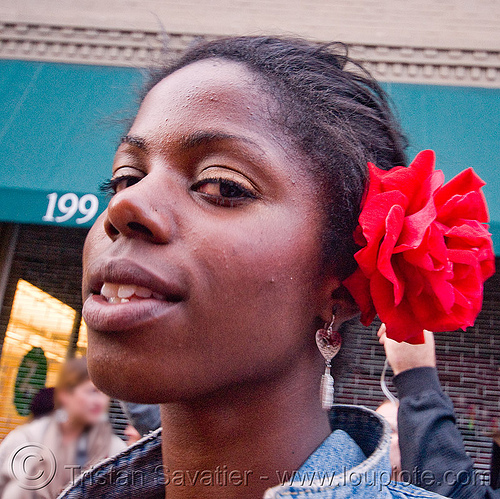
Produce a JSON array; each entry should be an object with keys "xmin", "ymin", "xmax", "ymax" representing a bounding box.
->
[{"xmin": 0, "ymin": 279, "xmax": 87, "ymax": 441}]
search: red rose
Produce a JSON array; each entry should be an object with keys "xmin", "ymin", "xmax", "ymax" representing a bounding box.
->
[{"xmin": 343, "ymin": 150, "xmax": 495, "ymax": 343}]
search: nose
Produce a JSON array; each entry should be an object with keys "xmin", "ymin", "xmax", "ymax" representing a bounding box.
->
[{"xmin": 104, "ymin": 180, "xmax": 174, "ymax": 244}]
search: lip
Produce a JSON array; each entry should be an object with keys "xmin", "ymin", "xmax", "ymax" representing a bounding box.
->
[{"xmin": 83, "ymin": 259, "xmax": 187, "ymax": 332}]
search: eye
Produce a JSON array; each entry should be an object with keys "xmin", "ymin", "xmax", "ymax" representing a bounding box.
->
[
  {"xmin": 191, "ymin": 177, "xmax": 258, "ymax": 207},
  {"xmin": 100, "ymin": 175, "xmax": 142, "ymax": 196}
]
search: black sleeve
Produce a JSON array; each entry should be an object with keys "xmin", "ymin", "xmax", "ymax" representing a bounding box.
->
[
  {"xmin": 492, "ymin": 441, "xmax": 500, "ymax": 490},
  {"xmin": 393, "ymin": 367, "xmax": 500, "ymax": 499}
]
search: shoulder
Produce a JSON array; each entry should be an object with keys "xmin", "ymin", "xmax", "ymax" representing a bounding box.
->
[
  {"xmin": 0, "ymin": 416, "xmax": 51, "ymax": 453},
  {"xmin": 109, "ymin": 434, "xmax": 127, "ymax": 455},
  {"xmin": 0, "ymin": 428, "xmax": 28, "ymax": 455}
]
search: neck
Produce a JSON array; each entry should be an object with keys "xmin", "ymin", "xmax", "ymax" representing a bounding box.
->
[
  {"xmin": 160, "ymin": 361, "xmax": 330, "ymax": 499},
  {"xmin": 60, "ymin": 417, "xmax": 86, "ymax": 442}
]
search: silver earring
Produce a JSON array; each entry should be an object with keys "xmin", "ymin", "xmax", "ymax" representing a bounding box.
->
[{"xmin": 315, "ymin": 316, "xmax": 342, "ymax": 410}]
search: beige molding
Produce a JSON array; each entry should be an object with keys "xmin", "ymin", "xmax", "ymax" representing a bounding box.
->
[{"xmin": 0, "ymin": 22, "xmax": 499, "ymax": 88}]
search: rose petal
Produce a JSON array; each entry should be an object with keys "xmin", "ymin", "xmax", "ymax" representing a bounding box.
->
[
  {"xmin": 370, "ymin": 271, "xmax": 425, "ymax": 343},
  {"xmin": 435, "ymin": 168, "xmax": 487, "ymax": 217},
  {"xmin": 402, "ymin": 224, "xmax": 448, "ymax": 272},
  {"xmin": 343, "ymin": 268, "xmax": 376, "ymax": 326},
  {"xmin": 438, "ymin": 191, "xmax": 489, "ymax": 226},
  {"xmin": 355, "ymin": 191, "xmax": 408, "ymax": 276},
  {"xmin": 377, "ymin": 205, "xmax": 406, "ymax": 303}
]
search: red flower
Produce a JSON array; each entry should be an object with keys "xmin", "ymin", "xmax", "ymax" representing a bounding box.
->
[{"xmin": 343, "ymin": 150, "xmax": 495, "ymax": 343}]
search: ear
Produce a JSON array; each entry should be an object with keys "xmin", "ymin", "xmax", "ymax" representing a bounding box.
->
[{"xmin": 318, "ymin": 276, "xmax": 360, "ymax": 328}]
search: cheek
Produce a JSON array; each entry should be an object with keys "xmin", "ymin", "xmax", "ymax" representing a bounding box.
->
[
  {"xmin": 66, "ymin": 395, "xmax": 86, "ymax": 416},
  {"xmin": 94, "ymin": 394, "xmax": 109, "ymax": 410},
  {"xmin": 198, "ymin": 233, "xmax": 319, "ymax": 307},
  {"xmin": 80, "ymin": 394, "xmax": 105, "ymax": 416},
  {"xmin": 85, "ymin": 204, "xmax": 326, "ymax": 402},
  {"xmin": 186, "ymin": 211, "xmax": 323, "ymax": 354},
  {"xmin": 199, "ymin": 209, "xmax": 321, "ymax": 285}
]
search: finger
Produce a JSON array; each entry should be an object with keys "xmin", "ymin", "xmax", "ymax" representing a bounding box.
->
[
  {"xmin": 423, "ymin": 329, "xmax": 434, "ymax": 340},
  {"xmin": 377, "ymin": 323, "xmax": 386, "ymax": 338}
]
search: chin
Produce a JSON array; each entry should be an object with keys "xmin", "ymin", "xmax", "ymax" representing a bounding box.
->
[
  {"xmin": 88, "ymin": 359, "xmax": 151, "ymax": 402},
  {"xmin": 85, "ymin": 416, "xmax": 104, "ymax": 426},
  {"xmin": 87, "ymin": 350, "xmax": 182, "ymax": 404}
]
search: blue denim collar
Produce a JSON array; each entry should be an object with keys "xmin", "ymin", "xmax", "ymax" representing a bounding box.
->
[
  {"xmin": 264, "ymin": 405, "xmax": 445, "ymax": 498},
  {"xmin": 59, "ymin": 404, "xmax": 444, "ymax": 498},
  {"xmin": 264, "ymin": 404, "xmax": 394, "ymax": 497}
]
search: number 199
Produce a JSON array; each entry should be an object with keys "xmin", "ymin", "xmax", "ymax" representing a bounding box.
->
[{"xmin": 42, "ymin": 192, "xmax": 99, "ymax": 224}]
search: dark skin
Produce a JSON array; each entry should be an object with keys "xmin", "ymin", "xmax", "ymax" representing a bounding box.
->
[{"xmin": 82, "ymin": 59, "xmax": 352, "ymax": 498}]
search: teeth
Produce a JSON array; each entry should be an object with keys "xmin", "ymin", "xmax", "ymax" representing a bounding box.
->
[
  {"xmin": 101, "ymin": 282, "xmax": 119, "ymax": 298},
  {"xmin": 99, "ymin": 282, "xmax": 160, "ymax": 303},
  {"xmin": 118, "ymin": 285, "xmax": 135, "ymax": 298}
]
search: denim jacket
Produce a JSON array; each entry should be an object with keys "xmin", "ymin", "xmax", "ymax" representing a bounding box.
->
[{"xmin": 58, "ymin": 404, "xmax": 445, "ymax": 498}]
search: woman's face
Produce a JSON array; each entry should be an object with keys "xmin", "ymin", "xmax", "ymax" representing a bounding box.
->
[
  {"xmin": 82, "ymin": 59, "xmax": 338, "ymax": 403},
  {"xmin": 59, "ymin": 380, "xmax": 110, "ymax": 426}
]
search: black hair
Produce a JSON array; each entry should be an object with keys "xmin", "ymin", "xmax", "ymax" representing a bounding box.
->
[
  {"xmin": 144, "ymin": 36, "xmax": 407, "ymax": 279},
  {"xmin": 30, "ymin": 387, "xmax": 55, "ymax": 419}
]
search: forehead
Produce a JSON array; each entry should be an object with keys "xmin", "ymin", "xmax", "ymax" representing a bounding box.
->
[
  {"xmin": 124, "ymin": 58, "xmax": 317, "ymax": 198},
  {"xmin": 131, "ymin": 59, "xmax": 276, "ymax": 141}
]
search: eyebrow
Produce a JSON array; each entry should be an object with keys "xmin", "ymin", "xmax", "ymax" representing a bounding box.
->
[
  {"xmin": 120, "ymin": 135, "xmax": 147, "ymax": 149},
  {"xmin": 119, "ymin": 131, "xmax": 265, "ymax": 156},
  {"xmin": 179, "ymin": 131, "xmax": 264, "ymax": 153}
]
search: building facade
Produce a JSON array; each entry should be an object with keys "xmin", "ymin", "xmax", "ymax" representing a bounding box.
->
[{"xmin": 0, "ymin": 0, "xmax": 499, "ymax": 476}]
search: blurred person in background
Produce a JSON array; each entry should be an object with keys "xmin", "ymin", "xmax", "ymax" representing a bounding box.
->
[
  {"xmin": 379, "ymin": 325, "xmax": 500, "ymax": 498},
  {"xmin": 29, "ymin": 386, "xmax": 55, "ymax": 419},
  {"xmin": 0, "ymin": 356, "xmax": 125, "ymax": 498},
  {"xmin": 119, "ymin": 401, "xmax": 161, "ymax": 437},
  {"xmin": 376, "ymin": 399, "xmax": 401, "ymax": 480},
  {"xmin": 124, "ymin": 424, "xmax": 142, "ymax": 446}
]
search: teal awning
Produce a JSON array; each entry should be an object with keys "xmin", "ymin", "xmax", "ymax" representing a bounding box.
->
[
  {"xmin": 0, "ymin": 60, "xmax": 499, "ymax": 252},
  {"xmin": 384, "ymin": 82, "xmax": 500, "ymax": 253},
  {"xmin": 0, "ymin": 60, "xmax": 143, "ymax": 227}
]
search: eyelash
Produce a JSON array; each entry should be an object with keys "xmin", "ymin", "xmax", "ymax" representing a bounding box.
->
[
  {"xmin": 191, "ymin": 177, "xmax": 257, "ymax": 207},
  {"xmin": 100, "ymin": 175, "xmax": 257, "ymax": 207},
  {"xmin": 99, "ymin": 175, "xmax": 141, "ymax": 196}
]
